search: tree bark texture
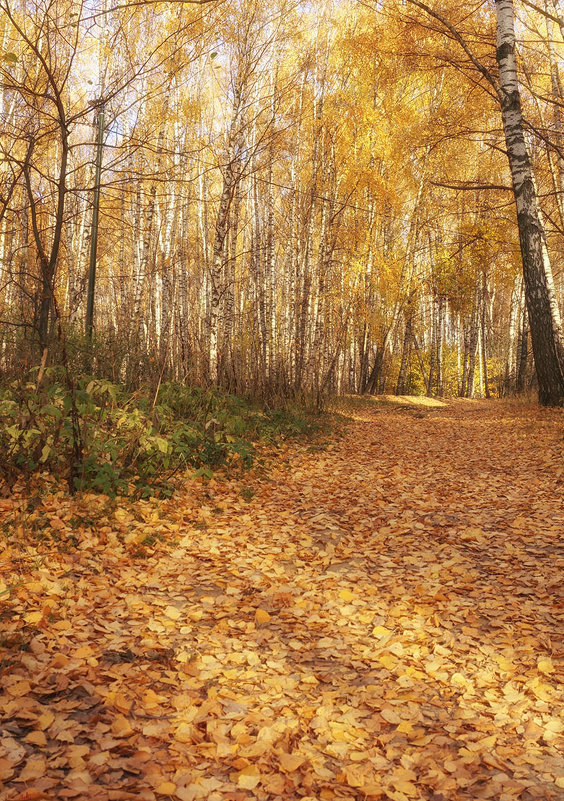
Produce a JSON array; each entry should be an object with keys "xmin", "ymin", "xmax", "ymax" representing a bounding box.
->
[{"xmin": 496, "ymin": 0, "xmax": 564, "ymax": 405}]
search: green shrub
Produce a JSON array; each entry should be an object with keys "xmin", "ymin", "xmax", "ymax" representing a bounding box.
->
[{"xmin": 0, "ymin": 378, "xmax": 328, "ymax": 498}]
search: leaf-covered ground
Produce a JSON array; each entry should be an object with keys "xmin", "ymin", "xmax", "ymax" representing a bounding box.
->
[{"xmin": 1, "ymin": 398, "xmax": 563, "ymax": 801}]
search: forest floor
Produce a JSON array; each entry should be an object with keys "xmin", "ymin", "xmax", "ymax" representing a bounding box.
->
[{"xmin": 0, "ymin": 397, "xmax": 563, "ymax": 801}]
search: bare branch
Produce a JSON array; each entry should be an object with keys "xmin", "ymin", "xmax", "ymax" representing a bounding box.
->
[
  {"xmin": 405, "ymin": 0, "xmax": 501, "ymax": 98},
  {"xmin": 430, "ymin": 180, "xmax": 512, "ymax": 191},
  {"xmin": 519, "ymin": 0, "xmax": 561, "ymax": 27}
]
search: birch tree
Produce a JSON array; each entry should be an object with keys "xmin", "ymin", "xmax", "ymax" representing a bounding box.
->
[{"xmin": 496, "ymin": 0, "xmax": 564, "ymax": 405}]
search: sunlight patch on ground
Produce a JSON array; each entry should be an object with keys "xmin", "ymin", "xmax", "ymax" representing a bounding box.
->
[
  {"xmin": 378, "ymin": 394, "xmax": 447, "ymax": 408},
  {"xmin": 337, "ymin": 393, "xmax": 447, "ymax": 408}
]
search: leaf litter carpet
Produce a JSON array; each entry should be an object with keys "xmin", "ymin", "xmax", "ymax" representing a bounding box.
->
[{"xmin": 1, "ymin": 399, "xmax": 563, "ymax": 801}]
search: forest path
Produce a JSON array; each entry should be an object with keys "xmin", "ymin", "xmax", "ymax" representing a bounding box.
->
[{"xmin": 1, "ymin": 399, "xmax": 564, "ymax": 801}]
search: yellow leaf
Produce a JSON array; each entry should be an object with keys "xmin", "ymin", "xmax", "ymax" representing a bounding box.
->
[
  {"xmin": 174, "ymin": 723, "xmax": 193, "ymax": 743},
  {"xmin": 279, "ymin": 752, "xmax": 306, "ymax": 772},
  {"xmin": 380, "ymin": 707, "xmax": 401, "ymax": 724},
  {"xmin": 495, "ymin": 655, "xmax": 514, "ymax": 672},
  {"xmin": 537, "ymin": 658, "xmax": 555, "ymax": 675},
  {"xmin": 393, "ymin": 779, "xmax": 418, "ymax": 796},
  {"xmin": 7, "ymin": 680, "xmax": 31, "ymax": 697},
  {"xmin": 338, "ymin": 589, "xmax": 355, "ymax": 602},
  {"xmin": 176, "ymin": 650, "xmax": 192, "ymax": 664},
  {"xmin": 262, "ymin": 774, "xmax": 287, "ymax": 794},
  {"xmin": 111, "ymin": 715, "xmax": 134, "ymax": 738},
  {"xmin": 451, "ymin": 672, "xmax": 468, "ymax": 688},
  {"xmin": 19, "ymin": 758, "xmax": 46, "ymax": 782},
  {"xmin": 529, "ymin": 677, "xmax": 553, "ymax": 702},
  {"xmin": 255, "ymin": 608, "xmax": 271, "ymax": 624},
  {"xmin": 237, "ymin": 765, "xmax": 261, "ymax": 790},
  {"xmin": 378, "ymin": 654, "xmax": 397, "ymax": 670},
  {"xmin": 25, "ymin": 731, "xmax": 47, "ymax": 747},
  {"xmin": 164, "ymin": 605, "xmax": 182, "ymax": 621},
  {"xmin": 143, "ymin": 689, "xmax": 165, "ymax": 708},
  {"xmin": 387, "ymin": 641, "xmax": 404, "ymax": 656},
  {"xmin": 113, "ymin": 692, "xmax": 132, "ymax": 714},
  {"xmin": 37, "ymin": 711, "xmax": 54, "ymax": 730},
  {"xmin": 372, "ymin": 625, "xmax": 392, "ymax": 638},
  {"xmin": 344, "ymin": 766, "xmax": 366, "ymax": 788},
  {"xmin": 245, "ymin": 650, "xmax": 260, "ymax": 666},
  {"xmin": 460, "ymin": 527, "xmax": 485, "ymax": 542},
  {"xmin": 510, "ymin": 516, "xmax": 527, "ymax": 529},
  {"xmin": 175, "ymin": 788, "xmax": 198, "ymax": 801},
  {"xmin": 477, "ymin": 734, "xmax": 497, "ymax": 749},
  {"xmin": 24, "ymin": 611, "xmax": 43, "ymax": 624},
  {"xmin": 349, "ymin": 750, "xmax": 370, "ymax": 762},
  {"xmin": 74, "ymin": 645, "xmax": 94, "ymax": 659},
  {"xmin": 502, "ymin": 682, "xmax": 522, "ymax": 703},
  {"xmin": 155, "ymin": 782, "xmax": 177, "ymax": 795}
]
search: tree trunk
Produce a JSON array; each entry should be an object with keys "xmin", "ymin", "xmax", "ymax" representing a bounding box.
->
[
  {"xmin": 505, "ymin": 275, "xmax": 521, "ymax": 394},
  {"xmin": 481, "ymin": 272, "xmax": 491, "ymax": 398},
  {"xmin": 516, "ymin": 304, "xmax": 530, "ymax": 394},
  {"xmin": 396, "ymin": 314, "xmax": 412, "ymax": 395},
  {"xmin": 496, "ymin": 0, "xmax": 564, "ymax": 405}
]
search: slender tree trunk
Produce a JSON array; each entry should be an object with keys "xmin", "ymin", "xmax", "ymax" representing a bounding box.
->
[
  {"xmin": 481, "ymin": 272, "xmax": 491, "ymax": 398},
  {"xmin": 505, "ymin": 275, "xmax": 521, "ymax": 394},
  {"xmin": 516, "ymin": 303, "xmax": 530, "ymax": 393},
  {"xmin": 436, "ymin": 294, "xmax": 444, "ymax": 396},
  {"xmin": 396, "ymin": 313, "xmax": 412, "ymax": 395},
  {"xmin": 427, "ymin": 292, "xmax": 437, "ymax": 395},
  {"xmin": 456, "ymin": 313, "xmax": 462, "ymax": 395}
]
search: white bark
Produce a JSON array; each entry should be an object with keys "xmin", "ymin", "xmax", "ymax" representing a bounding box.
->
[{"xmin": 496, "ymin": 0, "xmax": 564, "ymax": 404}]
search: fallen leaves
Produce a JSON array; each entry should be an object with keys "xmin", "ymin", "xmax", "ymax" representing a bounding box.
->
[
  {"xmin": 111, "ymin": 716, "xmax": 135, "ymax": 738},
  {"xmin": 5, "ymin": 680, "xmax": 32, "ymax": 698},
  {"xmin": 278, "ymin": 752, "xmax": 306, "ymax": 772},
  {"xmin": 236, "ymin": 765, "xmax": 261, "ymax": 789},
  {"xmin": 163, "ymin": 605, "xmax": 182, "ymax": 621},
  {"xmin": 1, "ymin": 400, "xmax": 563, "ymax": 800}
]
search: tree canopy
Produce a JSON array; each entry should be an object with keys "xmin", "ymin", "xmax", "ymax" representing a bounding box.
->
[{"xmin": 1, "ymin": 0, "xmax": 564, "ymax": 402}]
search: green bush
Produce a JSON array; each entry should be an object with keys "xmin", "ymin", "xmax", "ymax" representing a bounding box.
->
[{"xmin": 0, "ymin": 378, "xmax": 327, "ymax": 497}]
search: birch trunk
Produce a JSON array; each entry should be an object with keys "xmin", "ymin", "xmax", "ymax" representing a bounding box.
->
[
  {"xmin": 516, "ymin": 303, "xmax": 530, "ymax": 393},
  {"xmin": 396, "ymin": 313, "xmax": 412, "ymax": 395},
  {"xmin": 496, "ymin": 0, "xmax": 564, "ymax": 405},
  {"xmin": 209, "ymin": 82, "xmax": 243, "ymax": 385},
  {"xmin": 505, "ymin": 274, "xmax": 521, "ymax": 393}
]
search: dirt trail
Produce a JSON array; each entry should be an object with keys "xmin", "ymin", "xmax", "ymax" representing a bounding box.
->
[{"xmin": 1, "ymin": 399, "xmax": 563, "ymax": 801}]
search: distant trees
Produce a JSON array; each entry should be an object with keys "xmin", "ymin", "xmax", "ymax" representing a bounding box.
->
[
  {"xmin": 401, "ymin": 0, "xmax": 564, "ymax": 404},
  {"xmin": 0, "ymin": 0, "xmax": 84, "ymax": 352},
  {"xmin": 0, "ymin": 0, "xmax": 563, "ymax": 404}
]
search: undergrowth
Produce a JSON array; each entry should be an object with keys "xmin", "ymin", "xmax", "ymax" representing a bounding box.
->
[{"xmin": 0, "ymin": 374, "xmax": 330, "ymax": 498}]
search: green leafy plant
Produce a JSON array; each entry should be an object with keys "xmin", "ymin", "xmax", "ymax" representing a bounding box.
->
[{"xmin": 0, "ymin": 377, "xmax": 332, "ymax": 498}]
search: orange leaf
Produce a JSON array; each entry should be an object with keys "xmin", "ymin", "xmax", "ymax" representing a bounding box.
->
[
  {"xmin": 111, "ymin": 715, "xmax": 134, "ymax": 738},
  {"xmin": 279, "ymin": 752, "xmax": 306, "ymax": 772}
]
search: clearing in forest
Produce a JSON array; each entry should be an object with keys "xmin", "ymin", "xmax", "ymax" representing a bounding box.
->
[{"xmin": 0, "ymin": 399, "xmax": 563, "ymax": 801}]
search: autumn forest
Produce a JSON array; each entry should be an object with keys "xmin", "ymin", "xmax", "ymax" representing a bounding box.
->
[
  {"xmin": 0, "ymin": 2, "xmax": 563, "ymax": 801},
  {"xmin": 1, "ymin": 0, "xmax": 564, "ymax": 402}
]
